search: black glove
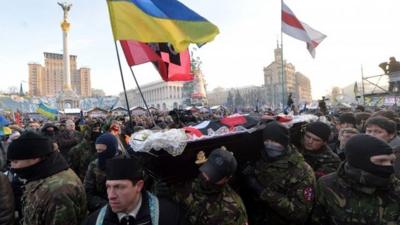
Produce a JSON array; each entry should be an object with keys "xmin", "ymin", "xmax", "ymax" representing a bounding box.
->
[
  {"xmin": 241, "ymin": 164, "xmax": 265, "ymax": 198},
  {"xmin": 243, "ymin": 174, "xmax": 265, "ymax": 198}
]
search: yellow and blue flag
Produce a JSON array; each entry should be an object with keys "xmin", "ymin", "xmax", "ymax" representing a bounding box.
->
[
  {"xmin": 37, "ymin": 102, "xmax": 58, "ymax": 120},
  {"xmin": 107, "ymin": 0, "xmax": 219, "ymax": 52}
]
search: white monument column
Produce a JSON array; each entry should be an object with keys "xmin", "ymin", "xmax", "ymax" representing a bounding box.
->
[
  {"xmin": 58, "ymin": 2, "xmax": 72, "ymax": 91},
  {"xmin": 57, "ymin": 2, "xmax": 79, "ymax": 110}
]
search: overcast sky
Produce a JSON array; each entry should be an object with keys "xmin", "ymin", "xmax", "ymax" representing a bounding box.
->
[{"xmin": 1, "ymin": 0, "xmax": 399, "ymax": 99}]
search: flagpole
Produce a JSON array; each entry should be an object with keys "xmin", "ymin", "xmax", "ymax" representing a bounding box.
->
[
  {"xmin": 361, "ymin": 64, "xmax": 366, "ymax": 105},
  {"xmin": 113, "ymin": 41, "xmax": 133, "ymax": 125},
  {"xmin": 128, "ymin": 67, "xmax": 157, "ymax": 127},
  {"xmin": 280, "ymin": 0, "xmax": 286, "ymax": 111}
]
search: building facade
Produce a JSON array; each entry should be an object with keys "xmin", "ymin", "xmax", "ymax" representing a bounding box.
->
[
  {"xmin": 264, "ymin": 45, "xmax": 312, "ymax": 108},
  {"xmin": 28, "ymin": 52, "xmax": 91, "ymax": 97},
  {"xmin": 207, "ymin": 86, "xmax": 267, "ymax": 109},
  {"xmin": 295, "ymin": 72, "xmax": 312, "ymax": 103},
  {"xmin": 124, "ymin": 81, "xmax": 186, "ymax": 111}
]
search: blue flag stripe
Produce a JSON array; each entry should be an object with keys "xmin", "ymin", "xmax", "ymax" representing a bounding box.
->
[{"xmin": 116, "ymin": 0, "xmax": 207, "ymax": 21}]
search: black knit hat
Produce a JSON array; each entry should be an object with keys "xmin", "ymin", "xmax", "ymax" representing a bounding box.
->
[
  {"xmin": 263, "ymin": 121, "xmax": 289, "ymax": 147},
  {"xmin": 345, "ymin": 134, "xmax": 394, "ymax": 177},
  {"xmin": 366, "ymin": 116, "xmax": 397, "ymax": 134},
  {"xmin": 338, "ymin": 113, "xmax": 356, "ymax": 126},
  {"xmin": 305, "ymin": 121, "xmax": 331, "ymax": 142},
  {"xmin": 106, "ymin": 158, "xmax": 143, "ymax": 182},
  {"xmin": 7, "ymin": 131, "xmax": 53, "ymax": 160}
]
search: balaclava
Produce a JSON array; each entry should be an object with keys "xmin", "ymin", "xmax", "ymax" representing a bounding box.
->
[
  {"xmin": 95, "ymin": 132, "xmax": 118, "ymax": 170},
  {"xmin": 345, "ymin": 134, "xmax": 394, "ymax": 178},
  {"xmin": 262, "ymin": 121, "xmax": 289, "ymax": 160}
]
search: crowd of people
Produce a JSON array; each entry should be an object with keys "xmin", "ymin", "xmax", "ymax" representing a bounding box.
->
[{"xmin": 1, "ymin": 105, "xmax": 400, "ymax": 225}]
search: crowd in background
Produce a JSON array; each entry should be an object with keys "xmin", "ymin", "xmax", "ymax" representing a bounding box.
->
[{"xmin": 1, "ymin": 104, "xmax": 400, "ymax": 224}]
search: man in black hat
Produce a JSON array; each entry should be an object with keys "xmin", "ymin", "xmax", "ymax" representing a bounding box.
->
[
  {"xmin": 312, "ymin": 134, "xmax": 400, "ymax": 224},
  {"xmin": 242, "ymin": 121, "xmax": 316, "ymax": 225},
  {"xmin": 299, "ymin": 121, "xmax": 341, "ymax": 179},
  {"xmin": 7, "ymin": 131, "xmax": 87, "ymax": 225},
  {"xmin": 84, "ymin": 158, "xmax": 187, "ymax": 225}
]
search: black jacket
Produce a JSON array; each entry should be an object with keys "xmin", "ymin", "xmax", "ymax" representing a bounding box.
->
[{"xmin": 84, "ymin": 192, "xmax": 188, "ymax": 225}]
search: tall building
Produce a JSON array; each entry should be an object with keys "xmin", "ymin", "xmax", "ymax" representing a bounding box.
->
[
  {"xmin": 79, "ymin": 67, "xmax": 91, "ymax": 97},
  {"xmin": 295, "ymin": 72, "xmax": 312, "ymax": 103},
  {"xmin": 28, "ymin": 52, "xmax": 91, "ymax": 97},
  {"xmin": 123, "ymin": 81, "xmax": 186, "ymax": 111},
  {"xmin": 264, "ymin": 44, "xmax": 312, "ymax": 108},
  {"xmin": 28, "ymin": 63, "xmax": 44, "ymax": 96}
]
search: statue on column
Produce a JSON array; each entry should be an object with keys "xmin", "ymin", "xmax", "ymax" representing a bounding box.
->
[{"xmin": 58, "ymin": 2, "xmax": 72, "ymax": 20}]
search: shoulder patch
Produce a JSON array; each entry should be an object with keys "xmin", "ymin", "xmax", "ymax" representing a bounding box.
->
[{"xmin": 303, "ymin": 186, "xmax": 314, "ymax": 202}]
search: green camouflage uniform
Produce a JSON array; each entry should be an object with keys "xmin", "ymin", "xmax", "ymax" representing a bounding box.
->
[
  {"xmin": 21, "ymin": 169, "xmax": 87, "ymax": 225},
  {"xmin": 174, "ymin": 178, "xmax": 248, "ymax": 225},
  {"xmin": 84, "ymin": 159, "xmax": 108, "ymax": 212},
  {"xmin": 249, "ymin": 147, "xmax": 316, "ymax": 225},
  {"xmin": 68, "ymin": 139, "xmax": 96, "ymax": 181},
  {"xmin": 312, "ymin": 163, "xmax": 400, "ymax": 224},
  {"xmin": 300, "ymin": 145, "xmax": 341, "ymax": 179}
]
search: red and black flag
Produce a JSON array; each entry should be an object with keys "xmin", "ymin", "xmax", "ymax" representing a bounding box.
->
[{"xmin": 120, "ymin": 40, "xmax": 193, "ymax": 81}]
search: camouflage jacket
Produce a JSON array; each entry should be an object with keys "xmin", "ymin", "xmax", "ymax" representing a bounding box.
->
[
  {"xmin": 21, "ymin": 169, "xmax": 87, "ymax": 225},
  {"xmin": 300, "ymin": 145, "xmax": 341, "ymax": 179},
  {"xmin": 84, "ymin": 159, "xmax": 108, "ymax": 212},
  {"xmin": 68, "ymin": 139, "xmax": 96, "ymax": 181},
  {"xmin": 0, "ymin": 173, "xmax": 14, "ymax": 225},
  {"xmin": 174, "ymin": 178, "xmax": 248, "ymax": 225},
  {"xmin": 311, "ymin": 163, "xmax": 400, "ymax": 225},
  {"xmin": 251, "ymin": 148, "xmax": 316, "ymax": 225}
]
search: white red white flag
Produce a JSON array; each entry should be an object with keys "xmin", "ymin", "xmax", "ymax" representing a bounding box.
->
[{"xmin": 281, "ymin": 1, "xmax": 326, "ymax": 58}]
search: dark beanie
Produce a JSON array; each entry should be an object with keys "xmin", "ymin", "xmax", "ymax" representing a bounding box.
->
[
  {"xmin": 345, "ymin": 134, "xmax": 394, "ymax": 177},
  {"xmin": 7, "ymin": 131, "xmax": 53, "ymax": 160},
  {"xmin": 366, "ymin": 116, "xmax": 396, "ymax": 134},
  {"xmin": 305, "ymin": 121, "xmax": 331, "ymax": 142},
  {"xmin": 338, "ymin": 113, "xmax": 356, "ymax": 126},
  {"xmin": 263, "ymin": 121, "xmax": 289, "ymax": 147},
  {"xmin": 95, "ymin": 133, "xmax": 118, "ymax": 154},
  {"xmin": 106, "ymin": 158, "xmax": 143, "ymax": 181}
]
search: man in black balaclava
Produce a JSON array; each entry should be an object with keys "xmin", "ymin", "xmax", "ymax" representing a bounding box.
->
[
  {"xmin": 312, "ymin": 134, "xmax": 400, "ymax": 224},
  {"xmin": 83, "ymin": 132, "xmax": 119, "ymax": 212},
  {"xmin": 7, "ymin": 131, "xmax": 87, "ymax": 225},
  {"xmin": 242, "ymin": 121, "xmax": 316, "ymax": 225}
]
